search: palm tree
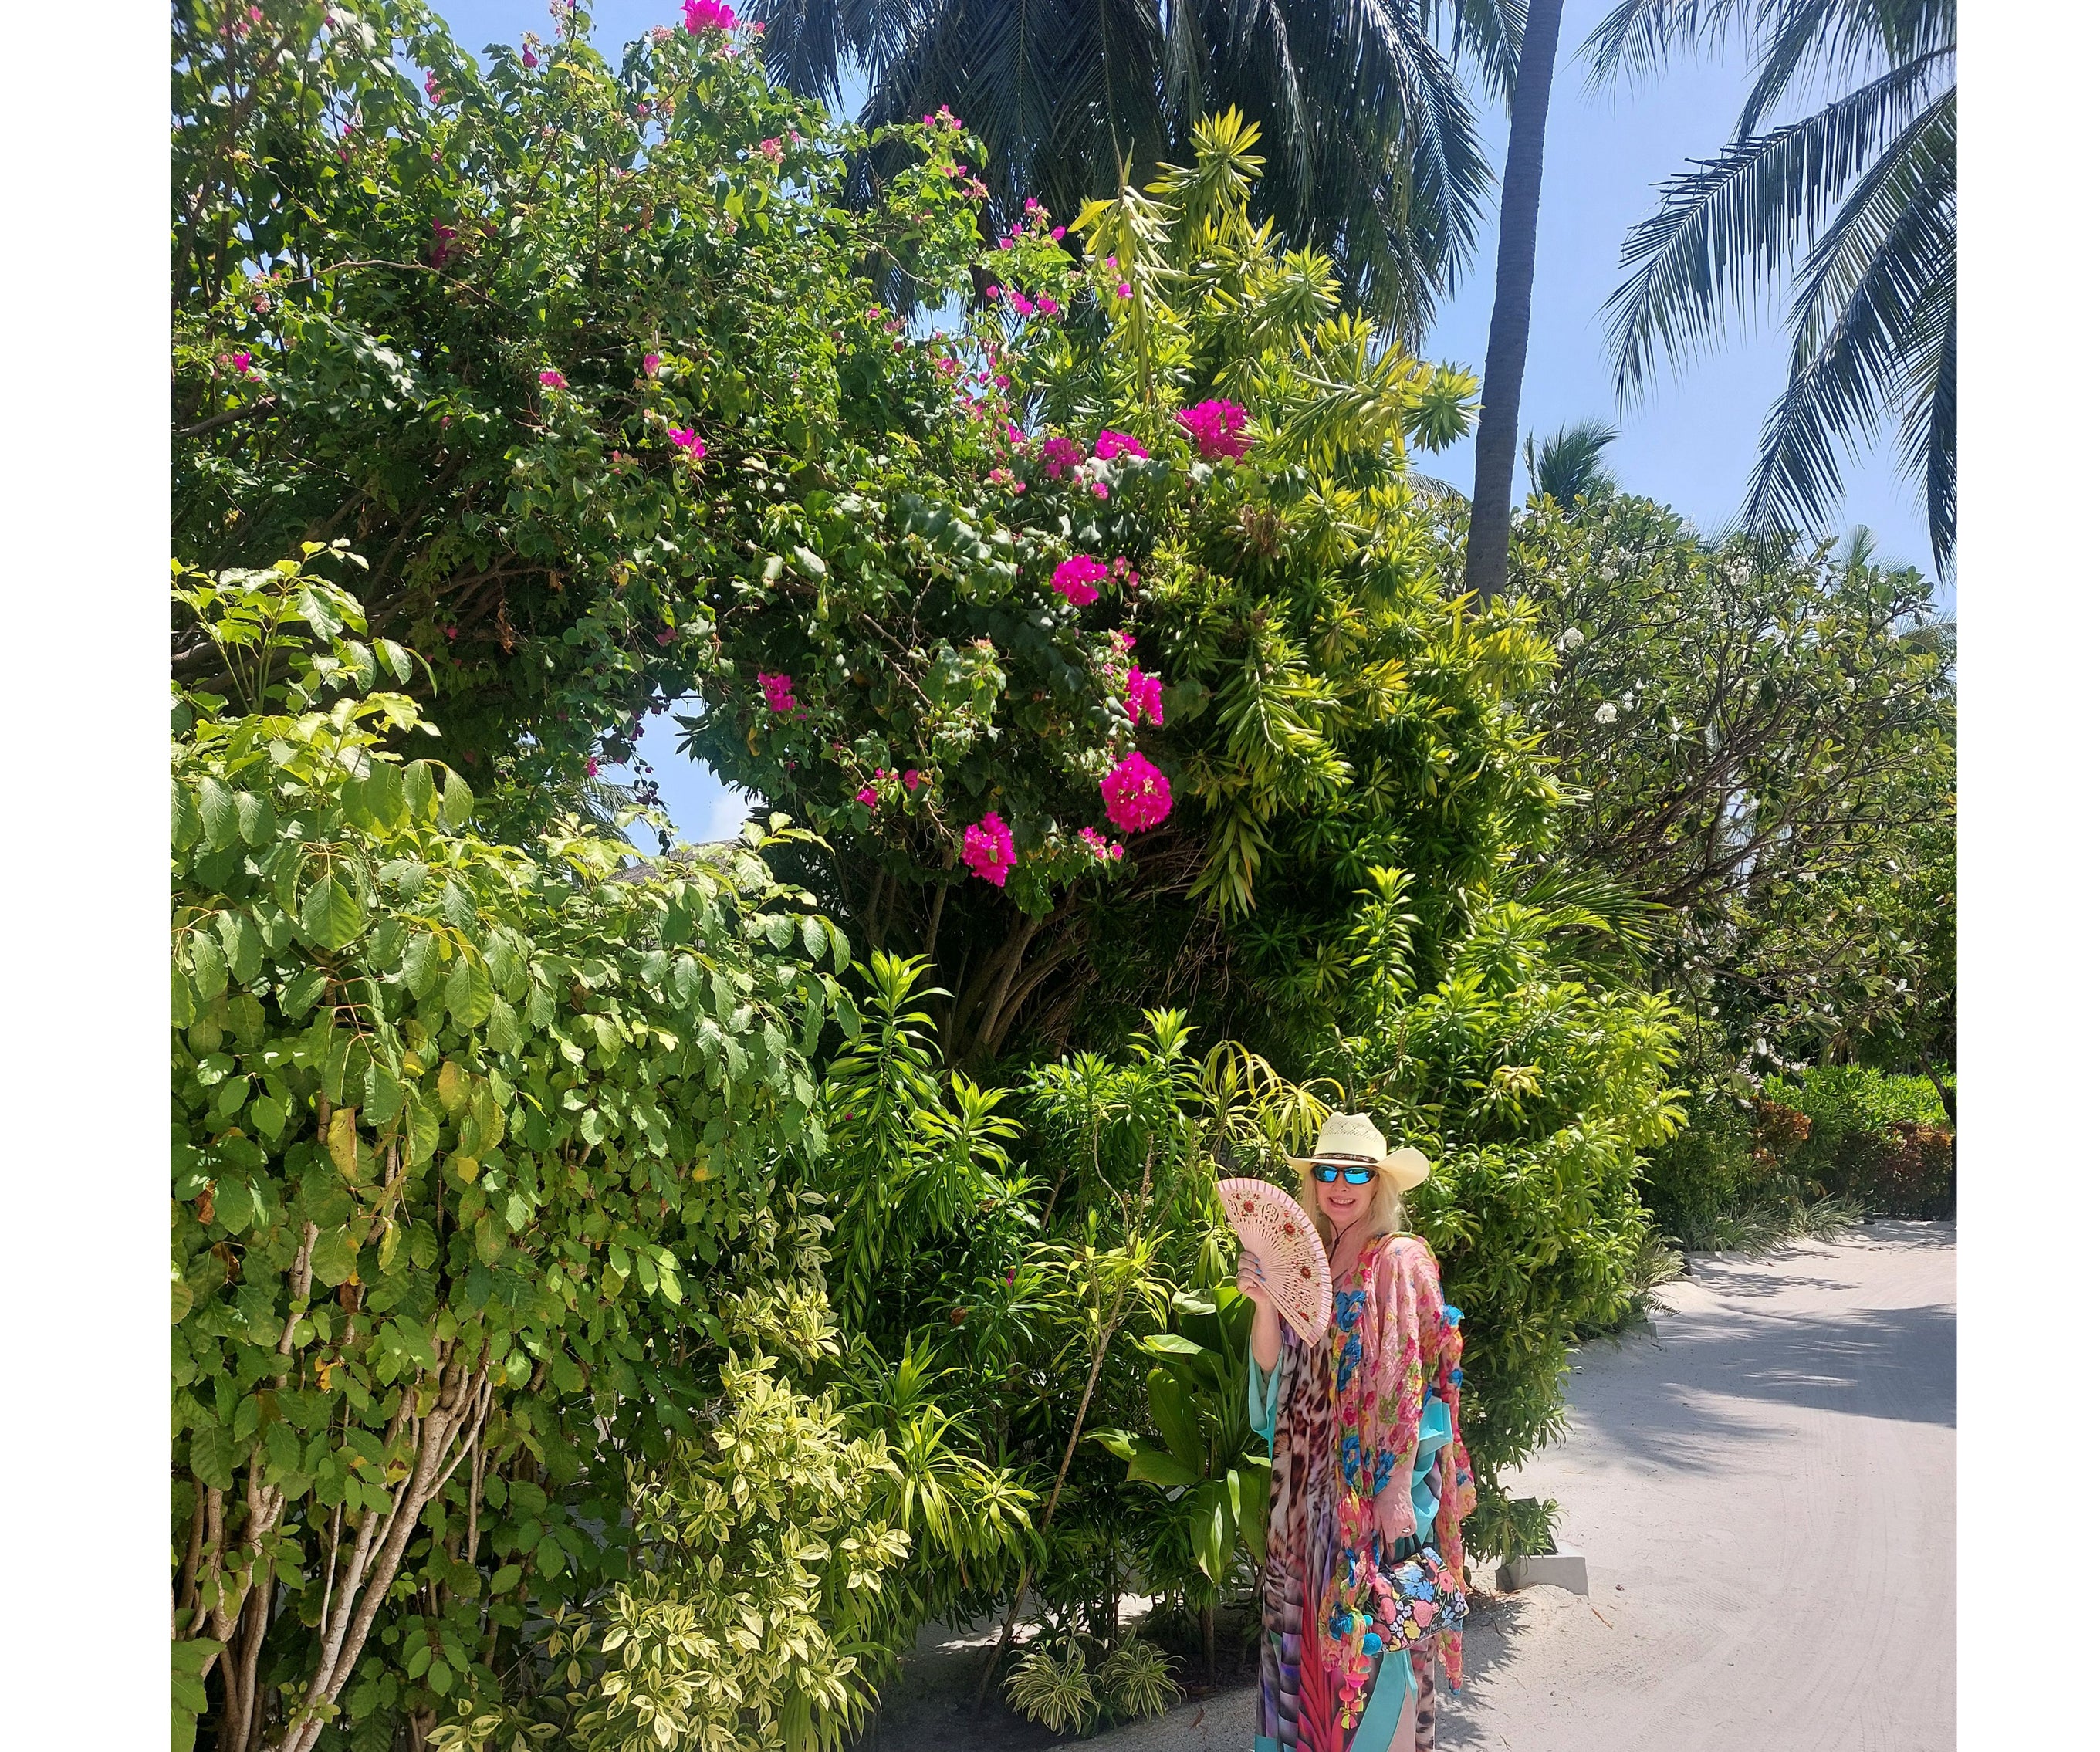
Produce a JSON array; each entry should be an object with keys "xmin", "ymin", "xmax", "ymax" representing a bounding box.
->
[
  {"xmin": 1462, "ymin": 0, "xmax": 1570, "ymax": 602},
  {"xmin": 1525, "ymin": 416, "xmax": 1620, "ymax": 503},
  {"xmin": 751, "ymin": 1, "xmax": 1503, "ymax": 343},
  {"xmin": 1584, "ymin": 0, "xmax": 1956, "ymax": 567}
]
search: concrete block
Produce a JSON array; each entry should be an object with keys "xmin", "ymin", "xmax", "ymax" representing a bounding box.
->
[{"xmin": 1494, "ymin": 1549, "xmax": 1590, "ymax": 1595}]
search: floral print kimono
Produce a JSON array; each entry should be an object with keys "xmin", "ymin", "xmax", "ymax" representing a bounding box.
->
[{"xmin": 1248, "ymin": 1231, "xmax": 1476, "ymax": 1751}]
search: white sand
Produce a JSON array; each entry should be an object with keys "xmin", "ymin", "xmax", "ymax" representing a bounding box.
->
[{"xmin": 1091, "ymin": 1221, "xmax": 1956, "ymax": 1752}]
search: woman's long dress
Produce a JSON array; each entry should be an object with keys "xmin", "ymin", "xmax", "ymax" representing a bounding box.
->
[{"xmin": 1248, "ymin": 1231, "xmax": 1476, "ymax": 1752}]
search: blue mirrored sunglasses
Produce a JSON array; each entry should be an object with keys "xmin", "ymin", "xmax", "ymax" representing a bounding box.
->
[{"xmin": 1311, "ymin": 1160, "xmax": 1378, "ymax": 1185}]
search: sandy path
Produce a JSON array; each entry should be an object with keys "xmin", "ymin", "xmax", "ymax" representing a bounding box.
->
[{"xmin": 1087, "ymin": 1221, "xmax": 1955, "ymax": 1752}]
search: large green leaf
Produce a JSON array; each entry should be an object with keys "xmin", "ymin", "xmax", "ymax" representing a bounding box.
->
[{"xmin": 1148, "ymin": 1365, "xmax": 1206, "ymax": 1476}]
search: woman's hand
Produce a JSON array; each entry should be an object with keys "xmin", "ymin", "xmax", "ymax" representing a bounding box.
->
[{"xmin": 1239, "ymin": 1252, "xmax": 1282, "ymax": 1372}]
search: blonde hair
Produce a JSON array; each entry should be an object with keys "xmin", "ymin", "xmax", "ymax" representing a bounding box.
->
[{"xmin": 1297, "ymin": 1162, "xmax": 1409, "ymax": 1252}]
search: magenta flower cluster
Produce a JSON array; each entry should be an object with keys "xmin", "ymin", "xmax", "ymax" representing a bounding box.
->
[
  {"xmin": 1176, "ymin": 399, "xmax": 1250, "ymax": 461},
  {"xmin": 757, "ymin": 671, "xmax": 796, "ymax": 713},
  {"xmin": 682, "ymin": 0, "xmax": 737, "ymax": 31},
  {"xmin": 668, "ymin": 425, "xmax": 707, "ymax": 462},
  {"xmin": 539, "ymin": 369, "xmax": 567, "ymax": 388},
  {"xmin": 1124, "ymin": 668, "xmax": 1164, "ymax": 726},
  {"xmin": 1094, "ymin": 430, "xmax": 1148, "ymax": 462},
  {"xmin": 1052, "ymin": 554, "xmax": 1111, "ymax": 606},
  {"xmin": 1040, "ymin": 435, "xmax": 1084, "ymax": 479},
  {"xmin": 1102, "ymin": 750, "xmax": 1172, "ymax": 833},
  {"xmin": 1078, "ymin": 827, "xmax": 1125, "ymax": 863},
  {"xmin": 962, "ymin": 811, "xmax": 1017, "ymax": 886}
]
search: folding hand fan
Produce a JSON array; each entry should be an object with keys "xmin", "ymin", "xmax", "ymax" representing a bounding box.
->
[{"xmin": 1217, "ymin": 1177, "xmax": 1332, "ymax": 1345}]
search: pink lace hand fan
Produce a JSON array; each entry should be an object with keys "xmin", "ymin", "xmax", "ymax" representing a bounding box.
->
[{"xmin": 1218, "ymin": 1177, "xmax": 1332, "ymax": 1345}]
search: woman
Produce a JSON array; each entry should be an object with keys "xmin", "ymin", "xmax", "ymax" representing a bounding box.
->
[{"xmin": 1239, "ymin": 1113, "xmax": 1476, "ymax": 1752}]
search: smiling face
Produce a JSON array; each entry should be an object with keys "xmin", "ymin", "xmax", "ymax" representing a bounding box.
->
[{"xmin": 1314, "ymin": 1165, "xmax": 1375, "ymax": 1231}]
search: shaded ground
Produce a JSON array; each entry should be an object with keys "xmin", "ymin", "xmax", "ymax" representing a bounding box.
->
[{"xmin": 856, "ymin": 1223, "xmax": 1956, "ymax": 1752}]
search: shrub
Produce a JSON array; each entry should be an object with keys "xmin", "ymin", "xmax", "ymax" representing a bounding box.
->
[
  {"xmin": 1777, "ymin": 1066, "xmax": 1955, "ymax": 1216},
  {"xmin": 170, "ymin": 553, "xmax": 865, "ymax": 1752}
]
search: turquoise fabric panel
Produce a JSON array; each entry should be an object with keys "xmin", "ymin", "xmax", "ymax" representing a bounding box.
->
[
  {"xmin": 1250, "ymin": 1351, "xmax": 1281, "ymax": 1452},
  {"xmin": 1351, "ymin": 1646, "xmax": 1416, "ymax": 1750},
  {"xmin": 1411, "ymin": 1395, "xmax": 1451, "ymax": 1539}
]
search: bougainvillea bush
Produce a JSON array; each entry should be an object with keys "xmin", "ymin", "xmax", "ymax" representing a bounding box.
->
[{"xmin": 170, "ymin": 552, "xmax": 882, "ymax": 1752}]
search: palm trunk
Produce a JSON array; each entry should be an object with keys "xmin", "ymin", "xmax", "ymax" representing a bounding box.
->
[{"xmin": 1463, "ymin": 0, "xmax": 1569, "ymax": 604}]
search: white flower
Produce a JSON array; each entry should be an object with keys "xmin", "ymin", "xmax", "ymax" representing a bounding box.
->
[
  {"xmin": 1555, "ymin": 627, "xmax": 1585, "ymax": 651},
  {"xmin": 1594, "ymin": 703, "xmax": 1618, "ymax": 724}
]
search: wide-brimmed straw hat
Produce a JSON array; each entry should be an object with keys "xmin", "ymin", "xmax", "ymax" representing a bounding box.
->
[{"xmin": 1288, "ymin": 1111, "xmax": 1432, "ymax": 1192}]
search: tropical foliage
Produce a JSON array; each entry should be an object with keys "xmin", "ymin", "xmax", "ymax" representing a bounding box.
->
[
  {"xmin": 167, "ymin": 8, "xmax": 1950, "ymax": 1747},
  {"xmin": 1585, "ymin": 0, "xmax": 1957, "ymax": 564},
  {"xmin": 174, "ymin": 0, "xmax": 1003, "ymax": 820},
  {"xmin": 752, "ymin": 0, "xmax": 1513, "ymax": 338},
  {"xmin": 1504, "ymin": 492, "xmax": 1954, "ymax": 1091},
  {"xmin": 171, "ymin": 554, "xmax": 876, "ymax": 1751}
]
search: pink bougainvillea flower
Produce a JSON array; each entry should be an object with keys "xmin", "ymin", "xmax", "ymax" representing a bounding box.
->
[
  {"xmin": 522, "ymin": 46, "xmax": 539, "ymax": 67},
  {"xmin": 642, "ymin": 352, "xmax": 661, "ymax": 375},
  {"xmin": 1009, "ymin": 293, "xmax": 1036, "ymax": 316},
  {"xmin": 424, "ymin": 72, "xmax": 443, "ymax": 101},
  {"xmin": 538, "ymin": 369, "xmax": 567, "ymax": 388},
  {"xmin": 961, "ymin": 811, "xmax": 1017, "ymax": 887},
  {"xmin": 1175, "ymin": 398, "xmax": 1252, "ymax": 461},
  {"xmin": 586, "ymin": 757, "xmax": 600, "ymax": 776},
  {"xmin": 1050, "ymin": 225, "xmax": 1066, "ymax": 241},
  {"xmin": 1115, "ymin": 281, "xmax": 1132, "ymax": 299},
  {"xmin": 1104, "ymin": 255, "xmax": 1118, "ymax": 269},
  {"xmin": 1091, "ymin": 481, "xmax": 1110, "ymax": 499},
  {"xmin": 682, "ymin": 0, "xmax": 738, "ymax": 31},
  {"xmin": 1038, "ymin": 295, "xmax": 1060, "ymax": 316},
  {"xmin": 430, "ymin": 220, "xmax": 458, "ymax": 266},
  {"xmin": 902, "ymin": 769, "xmax": 921, "ymax": 791},
  {"xmin": 1125, "ymin": 668, "xmax": 1165, "ymax": 727},
  {"xmin": 668, "ymin": 426, "xmax": 706, "ymax": 462},
  {"xmin": 1040, "ymin": 435, "xmax": 1084, "ymax": 479},
  {"xmin": 757, "ymin": 136, "xmax": 783, "ymax": 163},
  {"xmin": 1112, "ymin": 629, "xmax": 1137, "ymax": 653},
  {"xmin": 229, "ymin": 351, "xmax": 253, "ymax": 375},
  {"xmin": 655, "ymin": 626, "xmax": 675, "ymax": 644},
  {"xmin": 1051, "ymin": 553, "xmax": 1111, "ymax": 606},
  {"xmin": 1094, "ymin": 430, "xmax": 1148, "ymax": 462},
  {"xmin": 856, "ymin": 785, "xmax": 880, "ymax": 807},
  {"xmin": 998, "ymin": 236, "xmax": 1014, "ymax": 250},
  {"xmin": 757, "ymin": 671, "xmax": 796, "ymax": 713},
  {"xmin": 1102, "ymin": 749, "xmax": 1173, "ymax": 833}
]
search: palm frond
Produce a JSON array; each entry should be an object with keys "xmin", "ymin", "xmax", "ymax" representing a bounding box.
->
[
  {"xmin": 1579, "ymin": 0, "xmax": 1759, "ymax": 89},
  {"xmin": 1603, "ymin": 49, "xmax": 1947, "ymax": 400},
  {"xmin": 1740, "ymin": 90, "xmax": 1952, "ymax": 556},
  {"xmin": 1524, "ymin": 418, "xmax": 1620, "ymax": 504}
]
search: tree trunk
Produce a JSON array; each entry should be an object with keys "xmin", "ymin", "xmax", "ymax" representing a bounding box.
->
[{"xmin": 1463, "ymin": 0, "xmax": 1569, "ymax": 605}]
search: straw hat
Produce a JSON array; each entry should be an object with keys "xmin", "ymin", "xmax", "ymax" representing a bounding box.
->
[{"xmin": 1288, "ymin": 1111, "xmax": 1432, "ymax": 1192}]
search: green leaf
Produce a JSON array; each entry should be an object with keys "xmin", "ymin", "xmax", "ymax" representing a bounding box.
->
[
  {"xmin": 310, "ymin": 1226, "xmax": 360, "ymax": 1289},
  {"xmin": 281, "ymin": 966, "xmax": 327, "ymax": 1018},
  {"xmin": 1123, "ymin": 1445, "xmax": 1199, "ymax": 1490},
  {"xmin": 189, "ymin": 929, "xmax": 228, "ymax": 1001},
  {"xmin": 218, "ymin": 910, "xmax": 264, "ymax": 986},
  {"xmin": 440, "ymin": 766, "xmax": 475, "ymax": 828},
  {"xmin": 1148, "ymin": 1367, "xmax": 1206, "ymax": 1476},
  {"xmin": 404, "ymin": 760, "xmax": 436, "ymax": 821},
  {"xmin": 172, "ymin": 962, "xmax": 198, "ymax": 1030},
  {"xmin": 198, "ymin": 776, "xmax": 238, "ymax": 850},
  {"xmin": 234, "ymin": 789, "xmax": 276, "ymax": 847},
  {"xmin": 444, "ymin": 954, "xmax": 493, "ymax": 1029},
  {"xmin": 172, "ymin": 782, "xmax": 202, "ymax": 853},
  {"xmin": 301, "ymin": 873, "xmax": 367, "ymax": 949},
  {"xmin": 403, "ymin": 931, "xmax": 444, "ymax": 998},
  {"xmin": 188, "ymin": 1422, "xmax": 237, "ymax": 1492}
]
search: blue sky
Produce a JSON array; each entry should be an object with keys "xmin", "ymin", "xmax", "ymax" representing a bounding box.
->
[{"xmin": 431, "ymin": 0, "xmax": 1941, "ymax": 847}]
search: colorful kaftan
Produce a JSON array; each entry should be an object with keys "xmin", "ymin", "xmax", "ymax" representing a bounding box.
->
[{"xmin": 1248, "ymin": 1232, "xmax": 1476, "ymax": 1751}]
